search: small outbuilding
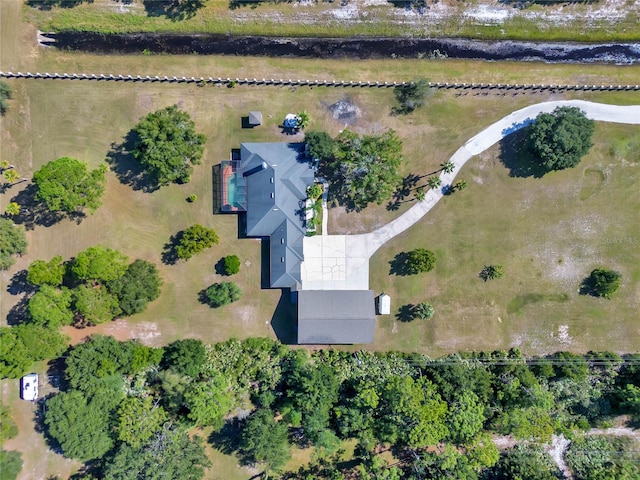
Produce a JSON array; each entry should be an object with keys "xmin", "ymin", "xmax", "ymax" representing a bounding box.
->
[
  {"xmin": 248, "ymin": 111, "xmax": 263, "ymax": 126},
  {"xmin": 377, "ymin": 293, "xmax": 391, "ymax": 315}
]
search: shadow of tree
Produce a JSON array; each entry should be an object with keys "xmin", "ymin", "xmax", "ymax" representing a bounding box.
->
[
  {"xmin": 214, "ymin": 258, "xmax": 227, "ymax": 276},
  {"xmin": 392, "ymin": 173, "xmax": 420, "ymax": 202},
  {"xmin": 389, "ymin": 252, "xmax": 412, "ymax": 276},
  {"xmin": 7, "ymin": 269, "xmax": 36, "ymax": 296},
  {"xmin": 143, "ymin": 0, "xmax": 206, "ymax": 21},
  {"xmin": 442, "ymin": 184, "xmax": 454, "ymax": 196},
  {"xmin": 9, "ymin": 184, "xmax": 72, "ymax": 230},
  {"xmin": 6, "ymin": 295, "xmax": 30, "ymax": 326},
  {"xmin": 208, "ymin": 418, "xmax": 243, "ymax": 456},
  {"xmin": 228, "ymin": 0, "xmax": 264, "ymax": 10},
  {"xmin": 579, "ymin": 274, "xmax": 597, "ymax": 297},
  {"xmin": 280, "ymin": 125, "xmax": 301, "ymax": 136},
  {"xmin": 386, "ymin": 199, "xmax": 401, "ymax": 211},
  {"xmin": 396, "ymin": 304, "xmax": 416, "ymax": 323},
  {"xmin": 106, "ymin": 131, "xmax": 159, "ymax": 193},
  {"xmin": 26, "ymin": 0, "xmax": 92, "ymax": 11},
  {"xmin": 161, "ymin": 231, "xmax": 183, "ymax": 265},
  {"xmin": 499, "ymin": 127, "xmax": 547, "ymax": 178}
]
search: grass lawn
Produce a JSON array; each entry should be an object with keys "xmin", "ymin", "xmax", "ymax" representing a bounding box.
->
[
  {"xmin": 370, "ymin": 120, "xmax": 640, "ymax": 357},
  {"xmin": 23, "ymin": 0, "xmax": 640, "ymax": 42}
]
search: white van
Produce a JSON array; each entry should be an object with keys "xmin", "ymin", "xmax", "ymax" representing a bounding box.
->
[{"xmin": 21, "ymin": 373, "xmax": 38, "ymax": 401}]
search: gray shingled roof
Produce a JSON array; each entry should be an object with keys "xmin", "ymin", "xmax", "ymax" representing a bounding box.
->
[
  {"xmin": 248, "ymin": 111, "xmax": 262, "ymax": 125},
  {"xmin": 239, "ymin": 142, "xmax": 314, "ymax": 289},
  {"xmin": 298, "ymin": 290, "xmax": 376, "ymax": 344}
]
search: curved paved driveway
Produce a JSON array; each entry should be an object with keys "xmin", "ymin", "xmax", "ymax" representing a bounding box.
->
[{"xmin": 301, "ymin": 100, "xmax": 640, "ymax": 290}]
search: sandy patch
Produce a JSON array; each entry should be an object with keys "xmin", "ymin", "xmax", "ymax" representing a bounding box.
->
[
  {"xmin": 547, "ymin": 434, "xmax": 573, "ymax": 480},
  {"xmin": 62, "ymin": 319, "xmax": 162, "ymax": 346},
  {"xmin": 553, "ymin": 325, "xmax": 573, "ymax": 345}
]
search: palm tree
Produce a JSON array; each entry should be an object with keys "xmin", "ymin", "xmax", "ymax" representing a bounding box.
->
[
  {"xmin": 440, "ymin": 160, "xmax": 455, "ymax": 174},
  {"xmin": 427, "ymin": 176, "xmax": 442, "ymax": 189},
  {"xmin": 413, "ymin": 302, "xmax": 435, "ymax": 320},
  {"xmin": 4, "ymin": 202, "xmax": 20, "ymax": 216},
  {"xmin": 455, "ymin": 179, "xmax": 468, "ymax": 191},
  {"xmin": 3, "ymin": 169, "xmax": 19, "ymax": 183},
  {"xmin": 414, "ymin": 186, "xmax": 426, "ymax": 202},
  {"xmin": 296, "ymin": 111, "xmax": 310, "ymax": 129},
  {"xmin": 0, "ymin": 160, "xmax": 13, "ymax": 171}
]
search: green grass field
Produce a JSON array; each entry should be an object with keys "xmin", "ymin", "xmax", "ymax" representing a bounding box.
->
[
  {"xmin": 369, "ymin": 118, "xmax": 640, "ymax": 357},
  {"xmin": 24, "ymin": 0, "xmax": 640, "ymax": 42}
]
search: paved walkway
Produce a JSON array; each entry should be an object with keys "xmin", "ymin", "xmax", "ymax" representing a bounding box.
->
[{"xmin": 300, "ymin": 100, "xmax": 640, "ymax": 290}]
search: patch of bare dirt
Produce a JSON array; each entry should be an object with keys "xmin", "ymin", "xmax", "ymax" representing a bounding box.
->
[
  {"xmin": 547, "ymin": 434, "xmax": 573, "ymax": 480},
  {"xmin": 62, "ymin": 319, "xmax": 162, "ymax": 346}
]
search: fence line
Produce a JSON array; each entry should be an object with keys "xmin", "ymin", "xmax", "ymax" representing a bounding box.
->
[{"xmin": 1, "ymin": 71, "xmax": 639, "ymax": 92}]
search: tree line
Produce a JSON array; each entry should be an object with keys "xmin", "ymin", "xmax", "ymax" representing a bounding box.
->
[
  {"xmin": 38, "ymin": 336, "xmax": 640, "ymax": 480},
  {"xmin": 0, "ymin": 246, "xmax": 162, "ymax": 379}
]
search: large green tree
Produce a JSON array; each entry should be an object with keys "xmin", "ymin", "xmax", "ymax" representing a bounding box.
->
[
  {"xmin": 174, "ymin": 224, "xmax": 219, "ymax": 260},
  {"xmin": 0, "ymin": 450, "xmax": 22, "ymax": 480},
  {"xmin": 240, "ymin": 409, "xmax": 291, "ymax": 472},
  {"xmin": 582, "ymin": 268, "xmax": 622, "ymax": 299},
  {"xmin": 73, "ymin": 284, "xmax": 121, "ymax": 325},
  {"xmin": 102, "ymin": 428, "xmax": 210, "ymax": 480},
  {"xmin": 65, "ymin": 335, "xmax": 135, "ymax": 392},
  {"xmin": 405, "ymin": 248, "xmax": 437, "ymax": 275},
  {"xmin": 26, "ymin": 256, "xmax": 66, "ymax": 287},
  {"xmin": 27, "ymin": 285, "xmax": 74, "ymax": 328},
  {"xmin": 0, "ymin": 218, "xmax": 27, "ymax": 271},
  {"xmin": 117, "ymin": 396, "xmax": 169, "ymax": 449},
  {"xmin": 282, "ymin": 362, "xmax": 340, "ymax": 443},
  {"xmin": 486, "ymin": 444, "xmax": 562, "ymax": 480},
  {"xmin": 0, "ymin": 325, "xmax": 67, "ymax": 379},
  {"xmin": 132, "ymin": 105, "xmax": 206, "ymax": 186},
  {"xmin": 162, "ymin": 339, "xmax": 206, "ymax": 378},
  {"xmin": 323, "ymin": 129, "xmax": 403, "ymax": 211},
  {"xmin": 71, "ymin": 245, "xmax": 129, "ymax": 283},
  {"xmin": 202, "ymin": 282, "xmax": 241, "ymax": 308},
  {"xmin": 376, "ymin": 375, "xmax": 449, "ymax": 448},
  {"xmin": 184, "ymin": 377, "xmax": 234, "ymax": 428},
  {"xmin": 528, "ymin": 106, "xmax": 595, "ymax": 171},
  {"xmin": 33, "ymin": 157, "xmax": 107, "ymax": 214},
  {"xmin": 305, "ymin": 130, "xmax": 335, "ymax": 161},
  {"xmin": 445, "ymin": 390, "xmax": 485, "ymax": 444},
  {"xmin": 107, "ymin": 259, "xmax": 163, "ymax": 316},
  {"xmin": 45, "ymin": 389, "xmax": 120, "ymax": 462}
]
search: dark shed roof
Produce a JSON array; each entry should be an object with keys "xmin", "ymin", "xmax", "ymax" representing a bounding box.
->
[{"xmin": 298, "ymin": 290, "xmax": 376, "ymax": 344}]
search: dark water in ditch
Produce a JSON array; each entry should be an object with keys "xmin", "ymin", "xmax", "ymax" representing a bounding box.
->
[{"xmin": 48, "ymin": 32, "xmax": 640, "ymax": 64}]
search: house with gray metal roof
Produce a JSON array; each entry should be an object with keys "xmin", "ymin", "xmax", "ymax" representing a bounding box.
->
[
  {"xmin": 220, "ymin": 141, "xmax": 376, "ymax": 344},
  {"xmin": 221, "ymin": 142, "xmax": 314, "ymax": 289}
]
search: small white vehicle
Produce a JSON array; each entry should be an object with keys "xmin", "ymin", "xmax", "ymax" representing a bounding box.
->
[{"xmin": 21, "ymin": 373, "xmax": 38, "ymax": 401}]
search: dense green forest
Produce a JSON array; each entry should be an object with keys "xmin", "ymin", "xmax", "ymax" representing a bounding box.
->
[{"xmin": 36, "ymin": 336, "xmax": 640, "ymax": 479}]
